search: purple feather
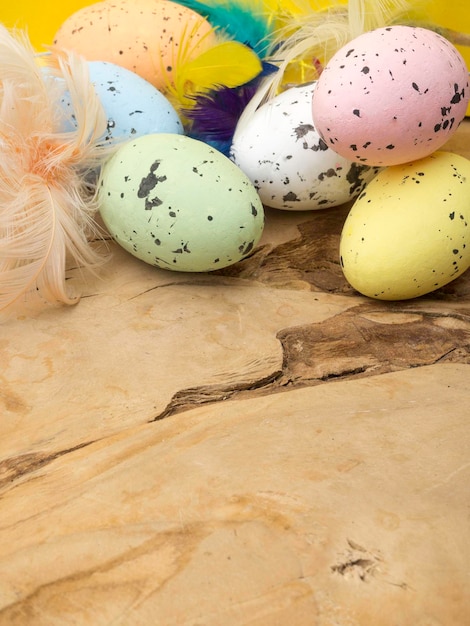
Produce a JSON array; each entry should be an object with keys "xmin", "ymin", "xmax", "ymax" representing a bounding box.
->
[{"xmin": 184, "ymin": 63, "xmax": 277, "ymax": 156}]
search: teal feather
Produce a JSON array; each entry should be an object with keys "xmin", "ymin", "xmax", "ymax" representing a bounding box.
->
[{"xmin": 173, "ymin": 0, "xmax": 275, "ymax": 58}]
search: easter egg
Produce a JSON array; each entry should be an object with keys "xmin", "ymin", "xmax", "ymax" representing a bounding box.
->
[
  {"xmin": 339, "ymin": 151, "xmax": 470, "ymax": 300},
  {"xmin": 231, "ymin": 82, "xmax": 380, "ymax": 210},
  {"xmin": 60, "ymin": 61, "xmax": 183, "ymax": 143},
  {"xmin": 52, "ymin": 0, "xmax": 216, "ymax": 89},
  {"xmin": 98, "ymin": 133, "xmax": 264, "ymax": 272},
  {"xmin": 312, "ymin": 25, "xmax": 470, "ymax": 166}
]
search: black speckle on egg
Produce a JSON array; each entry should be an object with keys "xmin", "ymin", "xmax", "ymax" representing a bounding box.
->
[
  {"xmin": 313, "ymin": 138, "xmax": 329, "ymax": 152},
  {"xmin": 240, "ymin": 241, "xmax": 254, "ymax": 255},
  {"xmin": 294, "ymin": 124, "xmax": 314, "ymax": 140},
  {"xmin": 451, "ymin": 83, "xmax": 464, "ymax": 104},
  {"xmin": 144, "ymin": 196, "xmax": 163, "ymax": 210},
  {"xmin": 283, "ymin": 191, "xmax": 299, "ymax": 202},
  {"xmin": 138, "ymin": 160, "xmax": 166, "ymax": 199}
]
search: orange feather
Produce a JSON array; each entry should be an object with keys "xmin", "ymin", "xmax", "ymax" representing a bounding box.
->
[{"xmin": 0, "ymin": 26, "xmax": 112, "ymax": 315}]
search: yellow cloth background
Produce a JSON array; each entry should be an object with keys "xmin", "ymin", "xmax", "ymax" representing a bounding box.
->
[
  {"xmin": 0, "ymin": 1, "xmax": 95, "ymax": 49},
  {"xmin": 1, "ymin": 1, "xmax": 469, "ymax": 56},
  {"xmin": 426, "ymin": 1, "xmax": 470, "ymax": 71},
  {"xmin": 0, "ymin": 1, "xmax": 469, "ymax": 114}
]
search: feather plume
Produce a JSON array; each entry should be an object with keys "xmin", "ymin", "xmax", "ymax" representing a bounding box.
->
[
  {"xmin": 347, "ymin": 0, "xmax": 411, "ymax": 38},
  {"xmin": 185, "ymin": 86, "xmax": 258, "ymax": 155},
  {"xmin": 161, "ymin": 20, "xmax": 265, "ymax": 127},
  {"xmin": 170, "ymin": 0, "xmax": 276, "ymax": 57},
  {"xmin": 184, "ymin": 62, "xmax": 278, "ymax": 154},
  {"xmin": 0, "ymin": 25, "xmax": 111, "ymax": 315},
  {"xmin": 172, "ymin": 40, "xmax": 263, "ymax": 109}
]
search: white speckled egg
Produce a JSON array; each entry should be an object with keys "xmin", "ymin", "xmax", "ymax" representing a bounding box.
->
[
  {"xmin": 312, "ymin": 26, "xmax": 470, "ymax": 166},
  {"xmin": 231, "ymin": 82, "xmax": 380, "ymax": 210},
  {"xmin": 98, "ymin": 133, "xmax": 264, "ymax": 271},
  {"xmin": 340, "ymin": 151, "xmax": 470, "ymax": 300},
  {"xmin": 53, "ymin": 0, "xmax": 216, "ymax": 89}
]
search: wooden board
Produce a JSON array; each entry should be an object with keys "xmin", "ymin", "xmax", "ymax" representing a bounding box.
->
[{"xmin": 0, "ymin": 123, "xmax": 469, "ymax": 625}]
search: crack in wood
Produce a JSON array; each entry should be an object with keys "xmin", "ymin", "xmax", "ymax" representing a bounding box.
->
[
  {"xmin": 0, "ymin": 440, "xmax": 97, "ymax": 491},
  {"xmin": 149, "ymin": 307, "xmax": 470, "ymax": 422},
  {"xmin": 331, "ymin": 558, "xmax": 377, "ymax": 580},
  {"xmin": 149, "ymin": 370, "xmax": 284, "ymax": 422}
]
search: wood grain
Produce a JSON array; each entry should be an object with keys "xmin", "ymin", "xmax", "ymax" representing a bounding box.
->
[{"xmin": 0, "ymin": 123, "xmax": 469, "ymax": 625}]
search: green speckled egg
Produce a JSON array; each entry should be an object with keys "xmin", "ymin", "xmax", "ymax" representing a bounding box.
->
[
  {"xmin": 340, "ymin": 151, "xmax": 470, "ymax": 300},
  {"xmin": 98, "ymin": 133, "xmax": 264, "ymax": 272}
]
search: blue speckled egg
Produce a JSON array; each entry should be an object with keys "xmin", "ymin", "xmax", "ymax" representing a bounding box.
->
[
  {"xmin": 98, "ymin": 133, "xmax": 265, "ymax": 271},
  {"xmin": 61, "ymin": 61, "xmax": 183, "ymax": 143},
  {"xmin": 231, "ymin": 82, "xmax": 380, "ymax": 210}
]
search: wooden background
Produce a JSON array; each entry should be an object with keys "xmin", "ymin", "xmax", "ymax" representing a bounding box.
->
[{"xmin": 0, "ymin": 124, "xmax": 469, "ymax": 625}]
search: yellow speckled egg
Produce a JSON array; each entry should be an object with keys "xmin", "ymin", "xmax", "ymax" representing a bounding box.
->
[
  {"xmin": 340, "ymin": 151, "xmax": 470, "ymax": 300},
  {"xmin": 52, "ymin": 0, "xmax": 216, "ymax": 89}
]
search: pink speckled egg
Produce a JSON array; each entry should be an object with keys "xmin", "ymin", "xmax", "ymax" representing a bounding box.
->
[
  {"xmin": 312, "ymin": 26, "xmax": 470, "ymax": 166},
  {"xmin": 53, "ymin": 0, "xmax": 216, "ymax": 90}
]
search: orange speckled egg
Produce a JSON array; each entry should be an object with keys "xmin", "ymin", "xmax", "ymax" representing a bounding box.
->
[{"xmin": 52, "ymin": 0, "xmax": 216, "ymax": 90}]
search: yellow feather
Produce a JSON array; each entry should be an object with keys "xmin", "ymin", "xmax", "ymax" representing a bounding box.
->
[{"xmin": 171, "ymin": 40, "xmax": 263, "ymax": 109}]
